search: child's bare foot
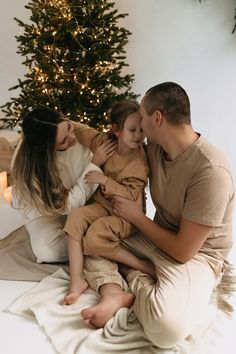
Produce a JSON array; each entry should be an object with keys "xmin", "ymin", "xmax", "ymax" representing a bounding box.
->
[
  {"xmin": 63, "ymin": 278, "xmax": 88, "ymax": 305},
  {"xmin": 81, "ymin": 290, "xmax": 134, "ymax": 329}
]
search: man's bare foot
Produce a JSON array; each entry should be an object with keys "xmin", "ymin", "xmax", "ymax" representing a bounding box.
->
[
  {"xmin": 63, "ymin": 278, "xmax": 88, "ymax": 305},
  {"xmin": 81, "ymin": 291, "xmax": 135, "ymax": 329}
]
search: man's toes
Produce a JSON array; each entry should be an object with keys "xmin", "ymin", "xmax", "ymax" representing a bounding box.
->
[
  {"xmin": 81, "ymin": 307, "xmax": 96, "ymax": 319},
  {"xmin": 83, "ymin": 318, "xmax": 97, "ymax": 329}
]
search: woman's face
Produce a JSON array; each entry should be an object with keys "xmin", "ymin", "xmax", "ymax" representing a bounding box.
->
[{"xmin": 55, "ymin": 120, "xmax": 76, "ymax": 151}]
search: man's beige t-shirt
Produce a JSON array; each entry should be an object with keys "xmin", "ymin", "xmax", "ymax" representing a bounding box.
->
[{"xmin": 147, "ymin": 136, "xmax": 235, "ymax": 265}]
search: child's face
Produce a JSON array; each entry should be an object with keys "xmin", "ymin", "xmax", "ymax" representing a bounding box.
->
[{"xmin": 115, "ymin": 112, "xmax": 145, "ymax": 153}]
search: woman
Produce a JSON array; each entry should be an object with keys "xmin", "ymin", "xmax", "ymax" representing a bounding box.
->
[{"xmin": 11, "ymin": 106, "xmax": 116, "ymax": 263}]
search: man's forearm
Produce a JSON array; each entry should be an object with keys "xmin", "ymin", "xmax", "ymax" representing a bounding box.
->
[
  {"xmin": 133, "ymin": 212, "xmax": 211, "ymax": 263},
  {"xmin": 112, "ymin": 195, "xmax": 200, "ymax": 263},
  {"xmin": 133, "ymin": 213, "xmax": 184, "ymax": 262}
]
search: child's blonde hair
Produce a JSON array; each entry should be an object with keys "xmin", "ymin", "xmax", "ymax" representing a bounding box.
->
[{"xmin": 108, "ymin": 99, "xmax": 140, "ymax": 139}]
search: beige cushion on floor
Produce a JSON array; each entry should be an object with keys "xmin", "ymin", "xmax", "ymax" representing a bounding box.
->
[
  {"xmin": 0, "ymin": 130, "xmax": 19, "ymax": 149},
  {"xmin": 0, "ymin": 137, "xmax": 14, "ymax": 173}
]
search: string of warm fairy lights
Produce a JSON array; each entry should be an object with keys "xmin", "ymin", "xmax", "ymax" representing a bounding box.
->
[
  {"xmin": 27, "ymin": 1, "xmax": 119, "ymax": 125},
  {"xmin": 2, "ymin": 0, "xmax": 136, "ymax": 130}
]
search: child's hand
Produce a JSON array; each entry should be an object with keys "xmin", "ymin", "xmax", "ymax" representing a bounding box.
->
[
  {"xmin": 113, "ymin": 192, "xmax": 144, "ymax": 224},
  {"xmin": 91, "ymin": 139, "xmax": 117, "ymax": 167},
  {"xmin": 85, "ymin": 171, "xmax": 108, "ymax": 186}
]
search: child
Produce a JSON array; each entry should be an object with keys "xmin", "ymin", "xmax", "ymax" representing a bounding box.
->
[{"xmin": 63, "ymin": 99, "xmax": 154, "ymax": 305}]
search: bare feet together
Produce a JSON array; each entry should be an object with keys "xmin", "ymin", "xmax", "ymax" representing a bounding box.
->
[
  {"xmin": 62, "ymin": 278, "xmax": 88, "ymax": 305},
  {"xmin": 81, "ymin": 290, "xmax": 135, "ymax": 329}
]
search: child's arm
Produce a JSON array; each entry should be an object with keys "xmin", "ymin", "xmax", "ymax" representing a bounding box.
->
[
  {"xmin": 85, "ymin": 170, "xmax": 107, "ymax": 186},
  {"xmin": 85, "ymin": 161, "xmax": 149, "ymax": 201},
  {"xmin": 67, "ymin": 140, "xmax": 117, "ymax": 211},
  {"xmin": 66, "ymin": 163, "xmax": 101, "ymax": 212}
]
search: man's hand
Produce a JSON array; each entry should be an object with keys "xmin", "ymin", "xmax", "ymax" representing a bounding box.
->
[
  {"xmin": 85, "ymin": 171, "xmax": 108, "ymax": 186},
  {"xmin": 113, "ymin": 191, "xmax": 144, "ymax": 224},
  {"xmin": 91, "ymin": 139, "xmax": 117, "ymax": 167}
]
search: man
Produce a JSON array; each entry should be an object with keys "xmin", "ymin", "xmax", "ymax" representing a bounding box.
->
[
  {"xmin": 82, "ymin": 82, "xmax": 235, "ymax": 349},
  {"xmin": 11, "ymin": 107, "xmax": 116, "ymax": 263}
]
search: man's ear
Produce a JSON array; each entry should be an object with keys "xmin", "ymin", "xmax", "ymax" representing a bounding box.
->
[
  {"xmin": 111, "ymin": 124, "xmax": 120, "ymax": 138},
  {"xmin": 153, "ymin": 110, "xmax": 163, "ymax": 127}
]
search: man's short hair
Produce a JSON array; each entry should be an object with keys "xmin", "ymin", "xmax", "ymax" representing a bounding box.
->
[{"xmin": 143, "ymin": 82, "xmax": 191, "ymax": 125}]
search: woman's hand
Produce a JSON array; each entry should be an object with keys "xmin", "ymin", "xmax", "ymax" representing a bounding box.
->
[
  {"xmin": 91, "ymin": 139, "xmax": 117, "ymax": 167},
  {"xmin": 85, "ymin": 171, "xmax": 108, "ymax": 186},
  {"xmin": 113, "ymin": 192, "xmax": 144, "ymax": 224}
]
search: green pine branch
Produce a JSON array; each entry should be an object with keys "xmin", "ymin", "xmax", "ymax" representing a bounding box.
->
[
  {"xmin": 198, "ymin": 0, "xmax": 236, "ymax": 34},
  {"xmin": 233, "ymin": 7, "xmax": 236, "ymax": 33},
  {"xmin": 1, "ymin": 0, "xmax": 139, "ymax": 130}
]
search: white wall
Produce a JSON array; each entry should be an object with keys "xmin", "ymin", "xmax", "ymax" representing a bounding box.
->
[
  {"xmin": 0, "ymin": 1, "xmax": 28, "ymax": 103},
  {"xmin": 115, "ymin": 0, "xmax": 236, "ymax": 177},
  {"xmin": 0, "ymin": 0, "xmax": 235, "ymax": 225}
]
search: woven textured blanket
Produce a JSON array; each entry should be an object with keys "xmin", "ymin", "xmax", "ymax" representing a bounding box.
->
[{"xmin": 0, "ymin": 227, "xmax": 232, "ymax": 354}]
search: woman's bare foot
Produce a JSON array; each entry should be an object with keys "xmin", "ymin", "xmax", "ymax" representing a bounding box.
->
[
  {"xmin": 81, "ymin": 291, "xmax": 135, "ymax": 329},
  {"xmin": 63, "ymin": 278, "xmax": 88, "ymax": 305}
]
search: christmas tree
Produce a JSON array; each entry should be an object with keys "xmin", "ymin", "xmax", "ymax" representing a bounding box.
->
[{"xmin": 1, "ymin": 0, "xmax": 138, "ymax": 130}]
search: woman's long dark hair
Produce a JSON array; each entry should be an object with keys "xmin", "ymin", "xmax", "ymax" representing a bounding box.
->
[{"xmin": 12, "ymin": 107, "xmax": 69, "ymax": 216}]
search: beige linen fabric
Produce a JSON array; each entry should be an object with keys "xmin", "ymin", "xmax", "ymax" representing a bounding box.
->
[
  {"xmin": 0, "ymin": 226, "xmax": 69, "ymax": 281},
  {"xmin": 0, "ymin": 137, "xmax": 13, "ymax": 173},
  {"xmin": 64, "ymin": 202, "xmax": 135, "ymax": 256},
  {"xmin": 7, "ymin": 268, "xmax": 225, "ymax": 354},
  {"xmin": 26, "ymin": 215, "xmax": 68, "ymax": 263}
]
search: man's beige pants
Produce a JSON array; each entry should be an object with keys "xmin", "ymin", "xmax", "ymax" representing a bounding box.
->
[{"xmin": 84, "ymin": 232, "xmax": 221, "ymax": 349}]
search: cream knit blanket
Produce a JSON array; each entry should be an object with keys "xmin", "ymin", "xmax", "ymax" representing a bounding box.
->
[{"xmin": 6, "ymin": 268, "xmax": 228, "ymax": 354}]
